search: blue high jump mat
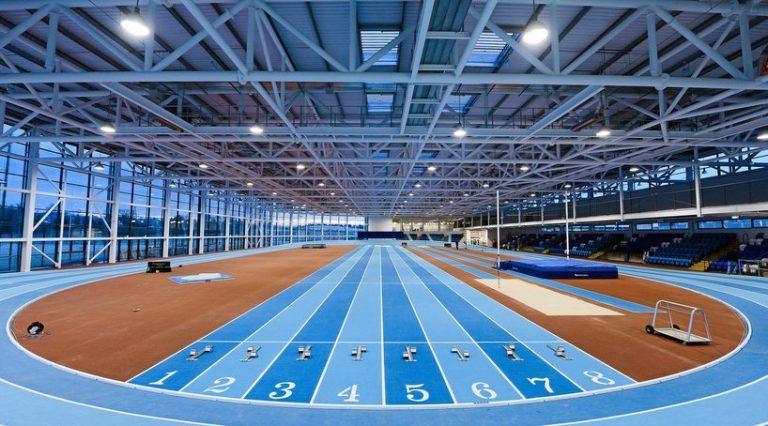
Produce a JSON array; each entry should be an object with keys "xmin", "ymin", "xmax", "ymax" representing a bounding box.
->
[
  {"xmin": 499, "ymin": 259, "xmax": 618, "ymax": 279},
  {"xmin": 169, "ymin": 273, "xmax": 232, "ymax": 284}
]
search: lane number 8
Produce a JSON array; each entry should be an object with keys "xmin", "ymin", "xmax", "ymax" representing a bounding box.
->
[{"xmin": 584, "ymin": 370, "xmax": 615, "ymax": 386}]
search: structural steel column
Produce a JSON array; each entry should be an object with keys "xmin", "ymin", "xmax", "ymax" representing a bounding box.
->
[
  {"xmin": 198, "ymin": 191, "xmax": 206, "ymax": 254},
  {"xmin": 694, "ymin": 148, "xmax": 703, "ymax": 217},
  {"xmin": 19, "ymin": 143, "xmax": 39, "ymax": 272},
  {"xmin": 162, "ymin": 179, "xmax": 171, "ymax": 258},
  {"xmin": 224, "ymin": 198, "xmax": 231, "ymax": 251},
  {"xmin": 108, "ymin": 160, "xmax": 121, "ymax": 264}
]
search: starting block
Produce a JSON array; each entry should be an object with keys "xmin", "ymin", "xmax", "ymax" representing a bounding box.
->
[
  {"xmin": 351, "ymin": 346, "xmax": 367, "ymax": 361},
  {"xmin": 403, "ymin": 346, "xmax": 417, "ymax": 362},
  {"xmin": 504, "ymin": 343, "xmax": 523, "ymax": 361},
  {"xmin": 451, "ymin": 346, "xmax": 470, "ymax": 361},
  {"xmin": 241, "ymin": 345, "xmax": 261, "ymax": 362},
  {"xmin": 547, "ymin": 344, "xmax": 572, "ymax": 360},
  {"xmin": 298, "ymin": 345, "xmax": 312, "ymax": 361},
  {"xmin": 187, "ymin": 345, "xmax": 213, "ymax": 361}
]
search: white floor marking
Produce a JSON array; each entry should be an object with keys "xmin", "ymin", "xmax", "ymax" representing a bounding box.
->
[{"xmin": 309, "ymin": 247, "xmax": 376, "ymax": 404}]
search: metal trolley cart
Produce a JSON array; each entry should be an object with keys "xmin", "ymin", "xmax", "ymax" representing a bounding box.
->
[{"xmin": 645, "ymin": 300, "xmax": 712, "ymax": 345}]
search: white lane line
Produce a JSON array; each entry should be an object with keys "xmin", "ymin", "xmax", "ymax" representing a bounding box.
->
[
  {"xmin": 390, "ymin": 248, "xmax": 525, "ymax": 399},
  {"xmin": 238, "ymin": 247, "xmax": 372, "ymax": 399},
  {"xmin": 309, "ymin": 247, "xmax": 376, "ymax": 404},
  {"xmin": 416, "ymin": 247, "xmax": 636, "ymax": 383},
  {"xmin": 378, "ymin": 247, "xmax": 386, "ymax": 405},
  {"xmin": 128, "ymin": 246, "xmax": 366, "ymax": 383},
  {"xmin": 178, "ymin": 246, "xmax": 370, "ymax": 392},
  {"xmin": 401, "ymin": 247, "xmax": 588, "ymax": 391},
  {"xmin": 387, "ymin": 246, "xmax": 457, "ymax": 404},
  {"xmin": 0, "ymin": 377, "xmax": 222, "ymax": 426}
]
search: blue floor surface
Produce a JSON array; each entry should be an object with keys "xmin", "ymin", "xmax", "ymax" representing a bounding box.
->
[{"xmin": 0, "ymin": 241, "xmax": 766, "ymax": 425}]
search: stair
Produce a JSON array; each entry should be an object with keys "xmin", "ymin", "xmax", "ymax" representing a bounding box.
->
[
  {"xmin": 689, "ymin": 240, "xmax": 739, "ymax": 271},
  {"xmin": 589, "ymin": 250, "xmax": 607, "ymax": 259}
]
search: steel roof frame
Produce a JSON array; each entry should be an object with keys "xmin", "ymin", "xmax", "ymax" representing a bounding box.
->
[{"xmin": 0, "ymin": 0, "xmax": 766, "ymax": 216}]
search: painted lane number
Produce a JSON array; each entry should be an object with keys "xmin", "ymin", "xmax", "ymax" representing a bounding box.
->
[
  {"xmin": 527, "ymin": 377, "xmax": 554, "ymax": 394},
  {"xmin": 337, "ymin": 384, "xmax": 360, "ymax": 402},
  {"xmin": 584, "ymin": 370, "xmax": 615, "ymax": 386},
  {"xmin": 204, "ymin": 377, "xmax": 236, "ymax": 394},
  {"xmin": 471, "ymin": 382, "xmax": 498, "ymax": 400},
  {"xmin": 405, "ymin": 384, "xmax": 429, "ymax": 402},
  {"xmin": 148, "ymin": 370, "xmax": 177, "ymax": 386},
  {"xmin": 268, "ymin": 382, "xmax": 296, "ymax": 400}
]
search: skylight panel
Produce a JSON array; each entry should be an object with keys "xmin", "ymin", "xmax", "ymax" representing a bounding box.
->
[
  {"xmin": 361, "ymin": 30, "xmax": 400, "ymax": 66},
  {"xmin": 444, "ymin": 94, "xmax": 478, "ymax": 114},
  {"xmin": 367, "ymin": 93, "xmax": 394, "ymax": 112},
  {"xmin": 467, "ymin": 32, "xmax": 512, "ymax": 67}
]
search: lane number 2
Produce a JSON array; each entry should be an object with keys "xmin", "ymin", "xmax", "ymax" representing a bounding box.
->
[
  {"xmin": 268, "ymin": 382, "xmax": 296, "ymax": 400},
  {"xmin": 204, "ymin": 377, "xmax": 236, "ymax": 394}
]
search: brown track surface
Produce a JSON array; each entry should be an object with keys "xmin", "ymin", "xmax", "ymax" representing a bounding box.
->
[
  {"xmin": 12, "ymin": 245, "xmax": 355, "ymax": 381},
  {"xmin": 413, "ymin": 246, "xmax": 745, "ymax": 382}
]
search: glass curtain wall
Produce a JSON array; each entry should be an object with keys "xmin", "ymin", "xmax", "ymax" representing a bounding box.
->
[{"xmin": 0, "ymin": 130, "xmax": 367, "ymax": 273}]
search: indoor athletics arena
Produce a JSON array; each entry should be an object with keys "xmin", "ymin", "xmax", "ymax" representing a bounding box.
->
[{"xmin": 0, "ymin": 0, "xmax": 767, "ymax": 425}]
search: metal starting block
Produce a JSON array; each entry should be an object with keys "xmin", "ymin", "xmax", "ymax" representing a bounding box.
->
[
  {"xmin": 504, "ymin": 343, "xmax": 523, "ymax": 361},
  {"xmin": 451, "ymin": 346, "xmax": 470, "ymax": 361},
  {"xmin": 547, "ymin": 344, "xmax": 572, "ymax": 360},
  {"xmin": 187, "ymin": 345, "xmax": 213, "ymax": 361},
  {"xmin": 403, "ymin": 346, "xmax": 417, "ymax": 362},
  {"xmin": 298, "ymin": 345, "xmax": 312, "ymax": 361},
  {"xmin": 351, "ymin": 346, "xmax": 367, "ymax": 361},
  {"xmin": 241, "ymin": 345, "xmax": 261, "ymax": 362}
]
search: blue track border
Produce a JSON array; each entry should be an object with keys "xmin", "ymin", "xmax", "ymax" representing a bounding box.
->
[{"xmin": 1, "ymin": 241, "xmax": 767, "ymax": 425}]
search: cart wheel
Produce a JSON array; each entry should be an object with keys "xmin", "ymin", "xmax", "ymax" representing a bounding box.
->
[
  {"xmin": 645, "ymin": 325, "xmax": 655, "ymax": 334},
  {"xmin": 672, "ymin": 324, "xmax": 680, "ymax": 330}
]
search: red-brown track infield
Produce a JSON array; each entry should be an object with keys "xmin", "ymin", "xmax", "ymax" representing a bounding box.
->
[
  {"xmin": 11, "ymin": 245, "xmax": 354, "ymax": 381},
  {"xmin": 412, "ymin": 246, "xmax": 745, "ymax": 382}
]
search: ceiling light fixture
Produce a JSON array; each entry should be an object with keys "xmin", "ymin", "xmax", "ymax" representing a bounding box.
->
[
  {"xmin": 427, "ymin": 165, "xmax": 437, "ymax": 172},
  {"xmin": 249, "ymin": 125, "xmax": 264, "ymax": 135},
  {"xmin": 99, "ymin": 123, "xmax": 116, "ymax": 133},
  {"xmin": 519, "ymin": 165, "xmax": 530, "ymax": 172},
  {"xmin": 318, "ymin": 182, "xmax": 325, "ymax": 187},
  {"xmin": 415, "ymin": 183, "xmax": 422, "ymax": 188},
  {"xmin": 596, "ymin": 128, "xmax": 612, "ymax": 138},
  {"xmin": 453, "ymin": 126, "xmax": 467, "ymax": 138},
  {"xmin": 757, "ymin": 131, "xmax": 768, "ymax": 141},
  {"xmin": 198, "ymin": 163, "xmax": 209, "ymax": 169},
  {"xmin": 482, "ymin": 182, "xmax": 490, "ymax": 188},
  {"xmin": 120, "ymin": 2, "xmax": 150, "ymax": 37},
  {"xmin": 91, "ymin": 162, "xmax": 106, "ymax": 171},
  {"xmin": 296, "ymin": 164, "xmax": 306, "ymax": 170},
  {"xmin": 246, "ymin": 182, "xmax": 254, "ymax": 187},
  {"xmin": 564, "ymin": 183, "xmax": 573, "ymax": 189},
  {"xmin": 629, "ymin": 166, "xmax": 641, "ymax": 173},
  {"xmin": 522, "ymin": 19, "xmax": 548, "ymax": 45}
]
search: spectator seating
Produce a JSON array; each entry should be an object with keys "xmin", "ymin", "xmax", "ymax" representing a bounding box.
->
[
  {"xmin": 357, "ymin": 231, "xmax": 406, "ymax": 240},
  {"xmin": 645, "ymin": 234, "xmax": 733, "ymax": 268},
  {"xmin": 711, "ymin": 233, "xmax": 768, "ymax": 271}
]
